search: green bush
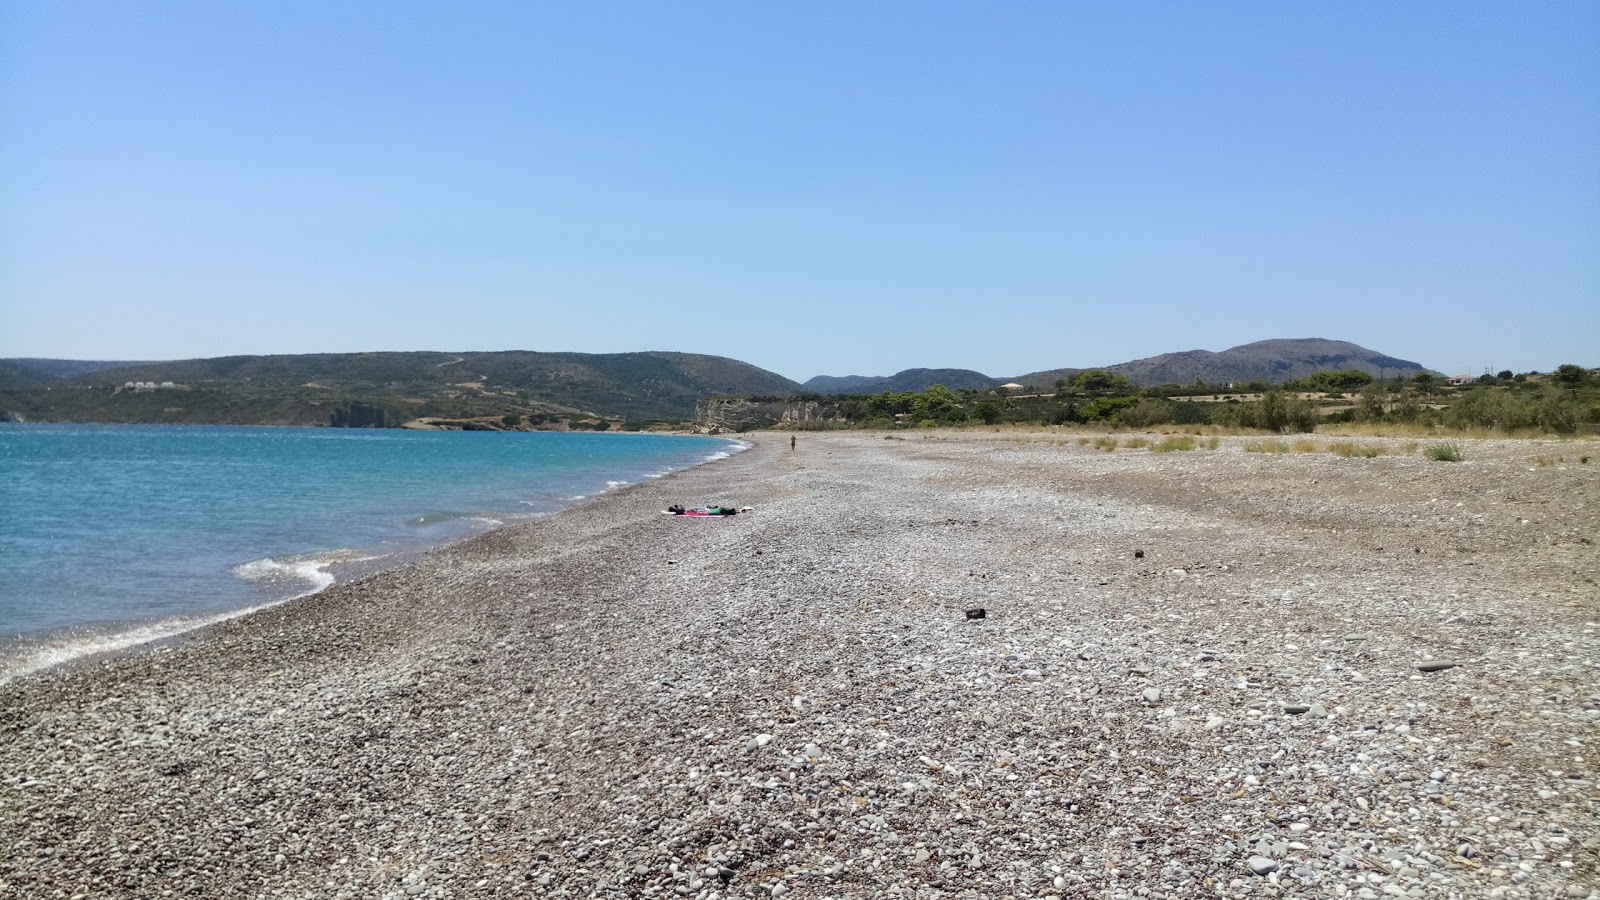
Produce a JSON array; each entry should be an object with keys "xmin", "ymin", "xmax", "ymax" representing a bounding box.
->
[
  {"xmin": 1167, "ymin": 400, "xmax": 1212, "ymax": 425},
  {"xmin": 1080, "ymin": 396, "xmax": 1138, "ymax": 422},
  {"xmin": 1447, "ymin": 386, "xmax": 1581, "ymax": 433},
  {"xmin": 1118, "ymin": 398, "xmax": 1171, "ymax": 428},
  {"xmin": 1425, "ymin": 443, "xmax": 1464, "ymax": 462},
  {"xmin": 1151, "ymin": 436, "xmax": 1196, "ymax": 452},
  {"xmin": 1210, "ymin": 390, "xmax": 1316, "ymax": 432}
]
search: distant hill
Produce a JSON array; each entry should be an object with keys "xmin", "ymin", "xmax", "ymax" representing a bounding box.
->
[
  {"xmin": 0, "ymin": 339, "xmax": 1434, "ymax": 427},
  {"xmin": 1012, "ymin": 339, "xmax": 1430, "ymax": 388},
  {"xmin": 803, "ymin": 368, "xmax": 1001, "ymax": 394},
  {"xmin": 0, "ymin": 361, "xmax": 46, "ymax": 392},
  {"xmin": 6, "ymin": 358, "xmax": 161, "ymax": 380},
  {"xmin": 0, "ymin": 350, "xmax": 803, "ymax": 425}
]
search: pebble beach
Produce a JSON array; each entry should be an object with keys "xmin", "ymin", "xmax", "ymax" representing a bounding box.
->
[{"xmin": 2, "ymin": 431, "xmax": 1597, "ymax": 899}]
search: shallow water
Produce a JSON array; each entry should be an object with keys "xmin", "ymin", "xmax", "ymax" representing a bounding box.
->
[{"xmin": 0, "ymin": 424, "xmax": 738, "ymax": 680}]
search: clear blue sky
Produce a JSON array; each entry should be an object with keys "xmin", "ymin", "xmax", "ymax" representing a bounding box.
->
[{"xmin": 3, "ymin": 2, "xmax": 1595, "ymax": 382}]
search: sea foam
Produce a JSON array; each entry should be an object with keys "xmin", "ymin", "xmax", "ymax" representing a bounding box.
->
[
  {"xmin": 0, "ymin": 550, "xmax": 376, "ymax": 686},
  {"xmin": 1, "ymin": 426, "xmax": 742, "ymax": 681}
]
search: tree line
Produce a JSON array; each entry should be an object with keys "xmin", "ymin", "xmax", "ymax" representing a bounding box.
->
[{"xmin": 785, "ymin": 365, "xmax": 1598, "ymax": 434}]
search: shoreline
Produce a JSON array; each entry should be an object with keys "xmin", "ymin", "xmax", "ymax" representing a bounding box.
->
[
  {"xmin": 1, "ymin": 431, "xmax": 1595, "ymax": 898},
  {"xmin": 0, "ymin": 430, "xmax": 749, "ymax": 685}
]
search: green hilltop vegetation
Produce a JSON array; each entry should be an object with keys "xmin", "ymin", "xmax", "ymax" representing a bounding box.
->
[
  {"xmin": 4, "ymin": 345, "xmax": 1593, "ymax": 437},
  {"xmin": 801, "ymin": 368, "xmax": 1001, "ymax": 394},
  {"xmin": 763, "ymin": 364, "xmax": 1599, "ymax": 435},
  {"xmin": 1011, "ymin": 338, "xmax": 1432, "ymax": 388},
  {"xmin": 0, "ymin": 351, "xmax": 803, "ymax": 429},
  {"xmin": 799, "ymin": 339, "xmax": 1430, "ymax": 396}
]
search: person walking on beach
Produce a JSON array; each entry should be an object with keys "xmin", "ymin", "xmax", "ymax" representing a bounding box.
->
[{"xmin": 790, "ymin": 435, "xmax": 796, "ymax": 451}]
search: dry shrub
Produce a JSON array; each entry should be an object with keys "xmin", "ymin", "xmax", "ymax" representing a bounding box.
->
[
  {"xmin": 1329, "ymin": 442, "xmax": 1383, "ymax": 458},
  {"xmin": 1151, "ymin": 436, "xmax": 1197, "ymax": 453}
]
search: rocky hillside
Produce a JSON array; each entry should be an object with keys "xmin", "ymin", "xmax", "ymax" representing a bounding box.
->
[
  {"xmin": 802, "ymin": 368, "xmax": 1001, "ymax": 394},
  {"xmin": 1014, "ymin": 338, "xmax": 1430, "ymax": 388},
  {"xmin": 0, "ymin": 351, "xmax": 803, "ymax": 425}
]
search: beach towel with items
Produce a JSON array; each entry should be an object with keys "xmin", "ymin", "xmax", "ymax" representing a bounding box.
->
[{"xmin": 664, "ymin": 504, "xmax": 752, "ymax": 517}]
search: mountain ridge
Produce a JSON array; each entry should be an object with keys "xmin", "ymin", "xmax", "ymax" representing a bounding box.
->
[
  {"xmin": 801, "ymin": 339, "xmax": 1430, "ymax": 393},
  {"xmin": 0, "ymin": 350, "xmax": 803, "ymax": 425},
  {"xmin": 2, "ymin": 338, "xmax": 1431, "ymax": 426},
  {"xmin": 1011, "ymin": 338, "xmax": 1430, "ymax": 387},
  {"xmin": 802, "ymin": 368, "xmax": 1001, "ymax": 394}
]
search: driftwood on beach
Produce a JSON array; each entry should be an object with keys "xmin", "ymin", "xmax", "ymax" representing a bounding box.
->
[{"xmin": 1, "ymin": 432, "xmax": 1596, "ymax": 898}]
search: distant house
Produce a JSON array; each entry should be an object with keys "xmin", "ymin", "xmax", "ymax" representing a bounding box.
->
[
  {"xmin": 1447, "ymin": 374, "xmax": 1474, "ymax": 386},
  {"xmin": 999, "ymin": 382, "xmax": 1025, "ymax": 391}
]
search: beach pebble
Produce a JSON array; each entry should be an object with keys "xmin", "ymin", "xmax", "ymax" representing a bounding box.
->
[{"xmin": 1, "ymin": 431, "xmax": 1591, "ymax": 900}]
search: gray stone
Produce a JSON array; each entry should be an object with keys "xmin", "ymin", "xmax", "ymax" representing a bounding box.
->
[
  {"xmin": 1417, "ymin": 660, "xmax": 1461, "ymax": 672},
  {"xmin": 1248, "ymin": 856, "xmax": 1279, "ymax": 875},
  {"xmin": 1141, "ymin": 687, "xmax": 1161, "ymax": 704}
]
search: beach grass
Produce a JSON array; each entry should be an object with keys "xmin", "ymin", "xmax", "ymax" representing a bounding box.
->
[
  {"xmin": 1328, "ymin": 441, "xmax": 1384, "ymax": 458},
  {"xmin": 1243, "ymin": 439, "xmax": 1291, "ymax": 454},
  {"xmin": 1150, "ymin": 436, "xmax": 1197, "ymax": 453}
]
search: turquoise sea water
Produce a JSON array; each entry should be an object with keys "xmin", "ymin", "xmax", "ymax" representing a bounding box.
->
[{"xmin": 0, "ymin": 424, "xmax": 739, "ymax": 680}]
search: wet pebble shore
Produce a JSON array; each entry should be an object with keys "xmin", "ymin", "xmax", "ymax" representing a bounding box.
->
[{"xmin": 2, "ymin": 431, "xmax": 1596, "ymax": 899}]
